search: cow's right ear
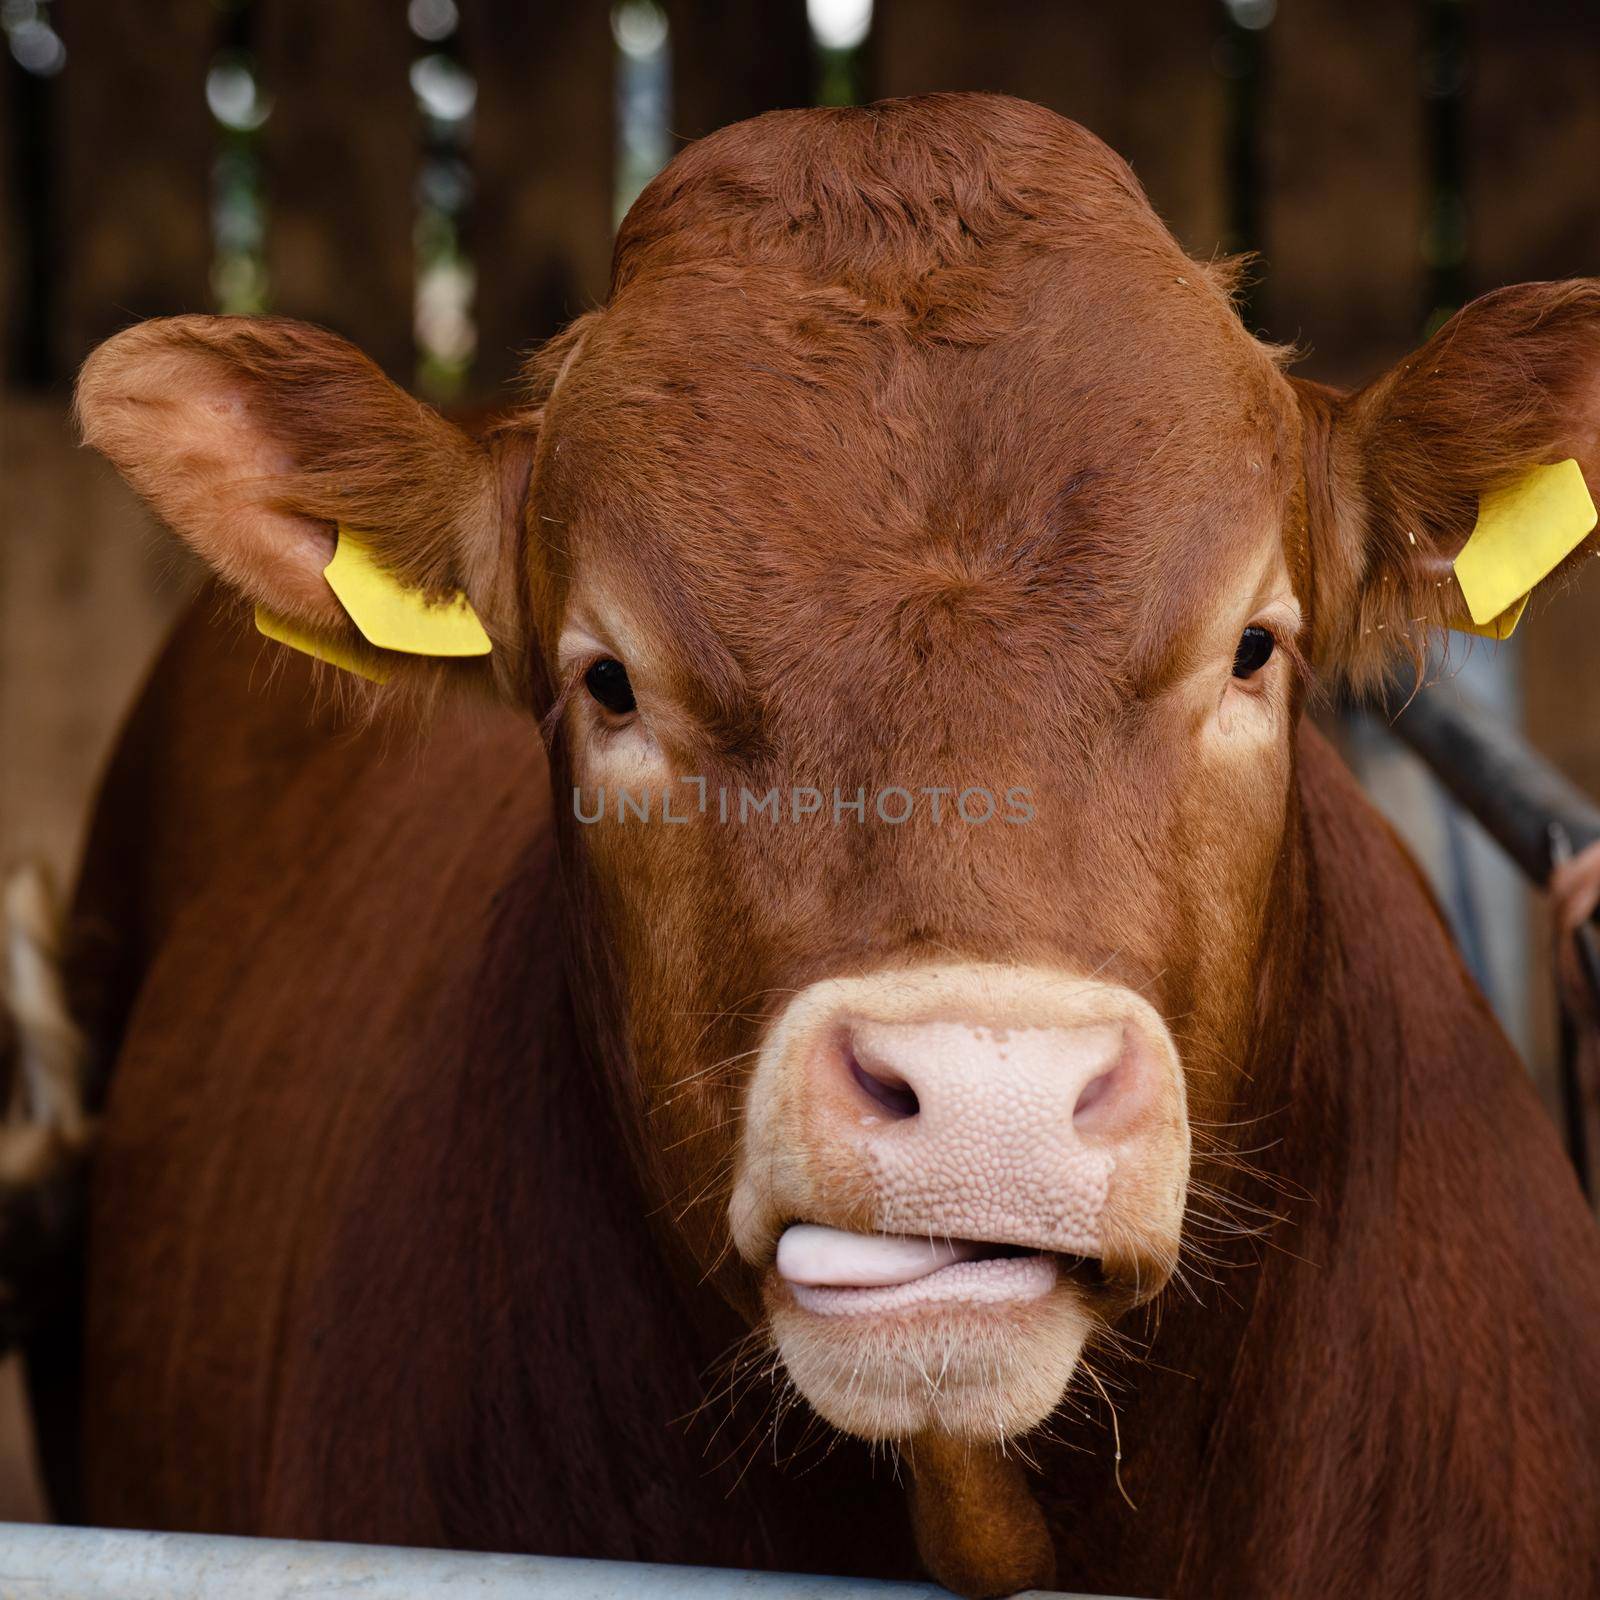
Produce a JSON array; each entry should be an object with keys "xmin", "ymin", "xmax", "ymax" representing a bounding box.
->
[
  {"xmin": 1299, "ymin": 279, "xmax": 1600, "ymax": 688},
  {"xmin": 75, "ymin": 314, "xmax": 535, "ymax": 695}
]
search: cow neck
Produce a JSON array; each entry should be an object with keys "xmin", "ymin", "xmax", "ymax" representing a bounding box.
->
[
  {"xmin": 463, "ymin": 836, "xmax": 915, "ymax": 1575},
  {"xmin": 1034, "ymin": 723, "xmax": 1600, "ymax": 1597}
]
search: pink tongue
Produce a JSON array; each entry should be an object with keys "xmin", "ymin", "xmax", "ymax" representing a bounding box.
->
[{"xmin": 776, "ymin": 1224, "xmax": 982, "ymax": 1288}]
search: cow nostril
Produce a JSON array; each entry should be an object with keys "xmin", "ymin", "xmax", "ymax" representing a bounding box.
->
[
  {"xmin": 848, "ymin": 1049, "xmax": 920, "ymax": 1119},
  {"xmin": 1072, "ymin": 1063, "xmax": 1120, "ymax": 1127}
]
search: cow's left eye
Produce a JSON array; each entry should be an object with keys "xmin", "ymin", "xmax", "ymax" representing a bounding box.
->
[
  {"xmin": 1232, "ymin": 625, "xmax": 1275, "ymax": 679},
  {"xmin": 584, "ymin": 657, "xmax": 637, "ymax": 716}
]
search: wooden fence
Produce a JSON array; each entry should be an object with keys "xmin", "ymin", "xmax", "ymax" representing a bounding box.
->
[
  {"xmin": 0, "ymin": 0, "xmax": 1597, "ymax": 1526},
  {"xmin": 1, "ymin": 1, "xmax": 1593, "ymax": 392},
  {"xmin": 2, "ymin": 0, "xmax": 1598, "ymax": 1038}
]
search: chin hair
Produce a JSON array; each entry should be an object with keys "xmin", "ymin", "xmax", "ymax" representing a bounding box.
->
[{"xmin": 769, "ymin": 1285, "xmax": 1095, "ymax": 1443}]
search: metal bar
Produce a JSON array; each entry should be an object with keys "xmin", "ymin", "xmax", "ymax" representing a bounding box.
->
[
  {"xmin": 1377, "ymin": 669, "xmax": 1600, "ymax": 1194},
  {"xmin": 1548, "ymin": 823, "xmax": 1597, "ymax": 1196},
  {"xmin": 1379, "ymin": 667, "xmax": 1600, "ymax": 887},
  {"xmin": 1557, "ymin": 1002, "xmax": 1592, "ymax": 1196},
  {"xmin": 0, "ymin": 1523, "xmax": 1088, "ymax": 1600}
]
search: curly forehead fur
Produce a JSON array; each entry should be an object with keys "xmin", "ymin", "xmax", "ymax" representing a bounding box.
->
[
  {"xmin": 612, "ymin": 93, "xmax": 1237, "ymax": 320},
  {"xmin": 527, "ymin": 96, "xmax": 1296, "ymax": 754}
]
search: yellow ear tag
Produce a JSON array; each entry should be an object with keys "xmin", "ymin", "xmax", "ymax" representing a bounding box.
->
[
  {"xmin": 254, "ymin": 606, "xmax": 392, "ymax": 684},
  {"xmin": 323, "ymin": 525, "xmax": 492, "ymax": 657},
  {"xmin": 1455, "ymin": 593, "xmax": 1529, "ymax": 642},
  {"xmin": 1453, "ymin": 458, "xmax": 1597, "ymax": 638}
]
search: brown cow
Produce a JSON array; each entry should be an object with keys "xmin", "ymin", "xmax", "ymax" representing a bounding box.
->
[{"xmin": 25, "ymin": 95, "xmax": 1600, "ymax": 1597}]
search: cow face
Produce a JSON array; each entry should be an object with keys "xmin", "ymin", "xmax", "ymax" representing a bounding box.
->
[
  {"xmin": 531, "ymin": 178, "xmax": 1299, "ymax": 1442},
  {"xmin": 77, "ymin": 96, "xmax": 1600, "ymax": 1456}
]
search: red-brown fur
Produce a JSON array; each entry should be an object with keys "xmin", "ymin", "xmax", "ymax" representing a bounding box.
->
[
  {"xmin": 42, "ymin": 606, "xmax": 1600, "ymax": 1595},
  {"xmin": 41, "ymin": 95, "xmax": 1600, "ymax": 1596}
]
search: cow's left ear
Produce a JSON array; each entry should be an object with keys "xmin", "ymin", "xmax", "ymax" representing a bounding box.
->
[
  {"xmin": 76, "ymin": 314, "xmax": 538, "ymax": 696},
  {"xmin": 1300, "ymin": 279, "xmax": 1600, "ymax": 685}
]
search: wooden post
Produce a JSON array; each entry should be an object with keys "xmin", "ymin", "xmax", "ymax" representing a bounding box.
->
[
  {"xmin": 1466, "ymin": 3, "xmax": 1600, "ymax": 294},
  {"xmin": 1, "ymin": 48, "xmax": 16, "ymax": 383},
  {"xmin": 258, "ymin": 0, "xmax": 418, "ymax": 380},
  {"xmin": 664, "ymin": 0, "xmax": 811, "ymax": 144},
  {"xmin": 1257, "ymin": 0, "xmax": 1426, "ymax": 384},
  {"xmin": 875, "ymin": 1, "xmax": 1116, "ymax": 143},
  {"xmin": 459, "ymin": 0, "xmax": 615, "ymax": 394},
  {"xmin": 1113, "ymin": 7, "xmax": 1227, "ymax": 259},
  {"xmin": 1486, "ymin": 4, "xmax": 1600, "ymax": 1119},
  {"xmin": 872, "ymin": 0, "xmax": 1226, "ymax": 259},
  {"xmin": 51, "ymin": 0, "xmax": 215, "ymax": 377},
  {"xmin": 0, "ymin": 399, "xmax": 197, "ymax": 887}
]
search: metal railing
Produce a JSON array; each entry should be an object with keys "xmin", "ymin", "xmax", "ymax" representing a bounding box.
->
[
  {"xmin": 3, "ymin": 676, "xmax": 1591, "ymax": 1600},
  {"xmin": 1380, "ymin": 665, "xmax": 1600, "ymax": 1197},
  {"xmin": 0, "ymin": 1524, "xmax": 1095, "ymax": 1600}
]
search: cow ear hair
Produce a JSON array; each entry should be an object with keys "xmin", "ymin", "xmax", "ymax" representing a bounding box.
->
[
  {"xmin": 75, "ymin": 314, "xmax": 535, "ymax": 697},
  {"xmin": 1299, "ymin": 279, "xmax": 1600, "ymax": 687}
]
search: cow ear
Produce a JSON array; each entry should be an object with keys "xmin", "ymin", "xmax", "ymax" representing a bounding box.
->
[
  {"xmin": 75, "ymin": 314, "xmax": 536, "ymax": 695},
  {"xmin": 1301, "ymin": 279, "xmax": 1600, "ymax": 687}
]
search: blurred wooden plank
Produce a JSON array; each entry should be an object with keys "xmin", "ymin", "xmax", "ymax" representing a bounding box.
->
[
  {"xmin": 0, "ymin": 400, "xmax": 196, "ymax": 1525},
  {"xmin": 1116, "ymin": 11, "xmax": 1227, "ymax": 260},
  {"xmin": 259, "ymin": 0, "xmax": 417, "ymax": 379},
  {"xmin": 0, "ymin": 1353, "xmax": 45, "ymax": 1522},
  {"xmin": 1525, "ymin": 592, "xmax": 1600, "ymax": 819},
  {"xmin": 1, "ymin": 47, "xmax": 16, "ymax": 382},
  {"xmin": 1484, "ymin": 0, "xmax": 1600, "ymax": 789},
  {"xmin": 1493, "ymin": 6, "xmax": 1600, "ymax": 1114},
  {"xmin": 872, "ymin": 0, "xmax": 1226, "ymax": 258},
  {"xmin": 52, "ymin": 1, "xmax": 214, "ymax": 376},
  {"xmin": 875, "ymin": 2, "xmax": 1115, "ymax": 142},
  {"xmin": 1467, "ymin": 3, "xmax": 1600, "ymax": 292},
  {"xmin": 1523, "ymin": 559, "xmax": 1600, "ymax": 1120},
  {"xmin": 664, "ymin": 0, "xmax": 811, "ymax": 143},
  {"xmin": 460, "ymin": 0, "xmax": 614, "ymax": 392},
  {"xmin": 1259, "ymin": 0, "xmax": 1425, "ymax": 384},
  {"xmin": 0, "ymin": 399, "xmax": 197, "ymax": 888}
]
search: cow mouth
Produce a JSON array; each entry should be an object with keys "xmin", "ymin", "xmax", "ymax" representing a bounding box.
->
[
  {"xmin": 773, "ymin": 1222, "xmax": 1100, "ymax": 1318},
  {"xmin": 765, "ymin": 1221, "xmax": 1110, "ymax": 1441}
]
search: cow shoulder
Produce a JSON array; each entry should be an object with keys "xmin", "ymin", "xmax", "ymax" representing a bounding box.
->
[
  {"xmin": 72, "ymin": 593, "xmax": 560, "ymax": 1529},
  {"xmin": 1173, "ymin": 724, "xmax": 1600, "ymax": 1597}
]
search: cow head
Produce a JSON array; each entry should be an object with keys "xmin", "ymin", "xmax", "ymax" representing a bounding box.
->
[{"xmin": 77, "ymin": 92, "xmax": 1600, "ymax": 1587}]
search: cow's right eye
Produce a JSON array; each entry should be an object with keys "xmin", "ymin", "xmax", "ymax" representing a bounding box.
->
[
  {"xmin": 584, "ymin": 657, "xmax": 637, "ymax": 716},
  {"xmin": 1232, "ymin": 625, "xmax": 1275, "ymax": 679}
]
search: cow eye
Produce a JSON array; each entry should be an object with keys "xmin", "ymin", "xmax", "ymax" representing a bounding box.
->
[
  {"xmin": 1232, "ymin": 625, "xmax": 1275, "ymax": 679},
  {"xmin": 584, "ymin": 657, "xmax": 637, "ymax": 716}
]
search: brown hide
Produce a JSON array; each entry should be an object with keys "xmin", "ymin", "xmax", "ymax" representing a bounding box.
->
[
  {"xmin": 59, "ymin": 598, "xmax": 917, "ymax": 1571},
  {"xmin": 50, "ymin": 94, "xmax": 1600, "ymax": 1598},
  {"xmin": 1029, "ymin": 738, "xmax": 1600, "ymax": 1597},
  {"xmin": 46, "ymin": 594, "xmax": 1600, "ymax": 1597}
]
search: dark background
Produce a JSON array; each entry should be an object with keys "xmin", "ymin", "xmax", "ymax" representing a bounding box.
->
[
  {"xmin": 7, "ymin": 1, "xmax": 1599, "ymax": 397},
  {"xmin": 1, "ymin": 0, "xmax": 1597, "ymax": 1518}
]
